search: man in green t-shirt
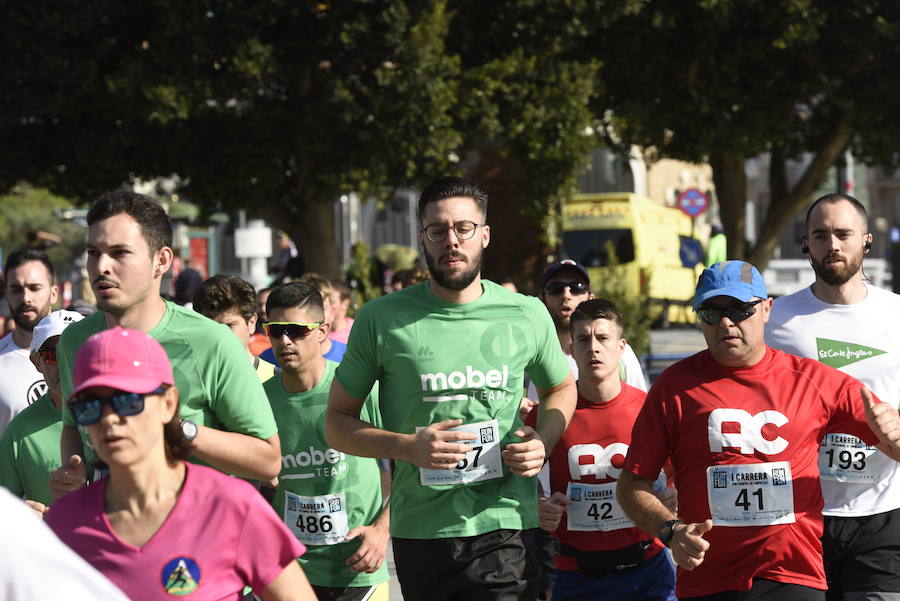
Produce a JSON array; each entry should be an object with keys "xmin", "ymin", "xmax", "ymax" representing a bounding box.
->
[
  {"xmin": 0, "ymin": 309, "xmax": 83, "ymax": 512},
  {"xmin": 264, "ymin": 281, "xmax": 389, "ymax": 601},
  {"xmin": 326, "ymin": 176, "xmax": 577, "ymax": 600},
  {"xmin": 52, "ymin": 191, "xmax": 280, "ymax": 499}
]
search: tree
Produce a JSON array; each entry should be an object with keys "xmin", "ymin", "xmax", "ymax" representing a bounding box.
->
[
  {"xmin": 588, "ymin": 0, "xmax": 900, "ymax": 269},
  {"xmin": 1, "ymin": 0, "xmax": 603, "ymax": 281}
]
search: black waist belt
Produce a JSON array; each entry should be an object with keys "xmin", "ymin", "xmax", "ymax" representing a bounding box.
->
[{"xmin": 559, "ymin": 540, "xmax": 652, "ymax": 578}]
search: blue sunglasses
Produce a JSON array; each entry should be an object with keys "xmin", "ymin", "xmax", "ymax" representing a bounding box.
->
[{"xmin": 69, "ymin": 386, "xmax": 165, "ymax": 426}]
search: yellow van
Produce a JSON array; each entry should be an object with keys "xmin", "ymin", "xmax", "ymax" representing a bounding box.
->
[{"xmin": 561, "ymin": 193, "xmax": 706, "ymax": 325}]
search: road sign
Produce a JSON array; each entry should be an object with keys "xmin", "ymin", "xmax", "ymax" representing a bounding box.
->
[{"xmin": 678, "ymin": 188, "xmax": 708, "ymax": 218}]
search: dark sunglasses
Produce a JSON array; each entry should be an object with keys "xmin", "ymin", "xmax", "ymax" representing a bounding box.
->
[
  {"xmin": 544, "ymin": 281, "xmax": 590, "ymax": 296},
  {"xmin": 68, "ymin": 386, "xmax": 165, "ymax": 426},
  {"xmin": 263, "ymin": 321, "xmax": 322, "ymax": 339},
  {"xmin": 697, "ymin": 299, "xmax": 764, "ymax": 326},
  {"xmin": 37, "ymin": 348, "xmax": 58, "ymax": 365}
]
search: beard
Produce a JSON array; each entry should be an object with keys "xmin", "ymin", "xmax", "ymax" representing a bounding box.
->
[
  {"xmin": 810, "ymin": 250, "xmax": 863, "ymax": 286},
  {"xmin": 11, "ymin": 304, "xmax": 47, "ymax": 332},
  {"xmin": 425, "ymin": 248, "xmax": 483, "ymax": 291}
]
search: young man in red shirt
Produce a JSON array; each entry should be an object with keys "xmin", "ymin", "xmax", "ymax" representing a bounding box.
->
[
  {"xmin": 617, "ymin": 260, "xmax": 900, "ymax": 600},
  {"xmin": 538, "ymin": 298, "xmax": 675, "ymax": 600}
]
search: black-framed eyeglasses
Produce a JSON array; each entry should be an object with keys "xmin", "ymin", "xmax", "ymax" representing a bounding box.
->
[
  {"xmin": 544, "ymin": 281, "xmax": 590, "ymax": 296},
  {"xmin": 263, "ymin": 321, "xmax": 322, "ymax": 339},
  {"xmin": 68, "ymin": 386, "xmax": 166, "ymax": 426},
  {"xmin": 422, "ymin": 221, "xmax": 484, "ymax": 242},
  {"xmin": 696, "ymin": 299, "xmax": 763, "ymax": 326}
]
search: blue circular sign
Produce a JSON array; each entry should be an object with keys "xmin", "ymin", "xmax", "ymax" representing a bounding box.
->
[{"xmin": 678, "ymin": 188, "xmax": 708, "ymax": 217}]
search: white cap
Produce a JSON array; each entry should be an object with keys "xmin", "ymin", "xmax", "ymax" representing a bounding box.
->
[{"xmin": 30, "ymin": 310, "xmax": 84, "ymax": 354}]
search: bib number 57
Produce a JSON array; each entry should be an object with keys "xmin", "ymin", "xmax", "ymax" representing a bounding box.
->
[{"xmin": 455, "ymin": 445, "xmax": 483, "ymax": 470}]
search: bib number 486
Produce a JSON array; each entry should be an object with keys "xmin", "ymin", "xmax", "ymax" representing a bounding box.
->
[{"xmin": 296, "ymin": 514, "xmax": 333, "ymax": 534}]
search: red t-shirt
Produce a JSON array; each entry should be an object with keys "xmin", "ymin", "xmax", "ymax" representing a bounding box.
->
[
  {"xmin": 624, "ymin": 347, "xmax": 879, "ymax": 598},
  {"xmin": 543, "ymin": 383, "xmax": 664, "ymax": 571}
]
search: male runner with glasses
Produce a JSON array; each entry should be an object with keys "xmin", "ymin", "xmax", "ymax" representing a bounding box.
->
[
  {"xmin": 326, "ymin": 176, "xmax": 577, "ymax": 600},
  {"xmin": 766, "ymin": 193, "xmax": 900, "ymax": 601},
  {"xmin": 617, "ymin": 260, "xmax": 900, "ymax": 600},
  {"xmin": 263, "ymin": 281, "xmax": 390, "ymax": 601},
  {"xmin": 0, "ymin": 309, "xmax": 83, "ymax": 513},
  {"xmin": 53, "ymin": 190, "xmax": 281, "ymax": 499}
]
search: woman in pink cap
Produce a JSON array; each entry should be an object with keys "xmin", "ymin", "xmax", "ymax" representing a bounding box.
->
[{"xmin": 45, "ymin": 327, "xmax": 316, "ymax": 601}]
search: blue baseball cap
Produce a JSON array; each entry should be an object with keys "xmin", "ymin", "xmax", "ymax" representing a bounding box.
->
[
  {"xmin": 693, "ymin": 261, "xmax": 767, "ymax": 310},
  {"xmin": 542, "ymin": 259, "xmax": 590, "ymax": 287}
]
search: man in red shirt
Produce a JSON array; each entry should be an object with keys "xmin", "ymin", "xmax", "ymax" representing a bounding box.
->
[
  {"xmin": 617, "ymin": 260, "xmax": 900, "ymax": 600},
  {"xmin": 538, "ymin": 298, "xmax": 675, "ymax": 600}
]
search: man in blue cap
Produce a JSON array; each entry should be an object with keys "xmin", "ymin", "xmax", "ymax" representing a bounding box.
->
[{"xmin": 617, "ymin": 260, "xmax": 900, "ymax": 600}]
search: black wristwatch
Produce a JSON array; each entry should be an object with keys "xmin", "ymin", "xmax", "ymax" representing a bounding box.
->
[{"xmin": 659, "ymin": 519, "xmax": 684, "ymax": 546}]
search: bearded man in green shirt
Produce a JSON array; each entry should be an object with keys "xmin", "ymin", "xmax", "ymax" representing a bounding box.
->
[{"xmin": 327, "ymin": 176, "xmax": 577, "ymax": 600}]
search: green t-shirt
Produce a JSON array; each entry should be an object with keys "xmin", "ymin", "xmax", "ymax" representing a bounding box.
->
[
  {"xmin": 0, "ymin": 394, "xmax": 62, "ymax": 506},
  {"xmin": 264, "ymin": 361, "xmax": 387, "ymax": 588},
  {"xmin": 335, "ymin": 280, "xmax": 571, "ymax": 538},
  {"xmin": 58, "ymin": 301, "xmax": 278, "ymax": 469}
]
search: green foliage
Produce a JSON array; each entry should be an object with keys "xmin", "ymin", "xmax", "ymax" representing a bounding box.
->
[
  {"xmin": 592, "ymin": 241, "xmax": 652, "ymax": 357},
  {"xmin": 345, "ymin": 241, "xmax": 382, "ymax": 315},
  {"xmin": 374, "ymin": 244, "xmax": 418, "ymax": 272},
  {"xmin": 0, "ymin": 184, "xmax": 85, "ymax": 276}
]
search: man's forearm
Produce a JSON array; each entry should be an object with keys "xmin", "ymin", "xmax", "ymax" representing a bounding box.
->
[
  {"xmin": 617, "ymin": 469, "xmax": 676, "ymax": 536},
  {"xmin": 190, "ymin": 429, "xmax": 282, "ymax": 480},
  {"xmin": 536, "ymin": 375, "xmax": 577, "ymax": 455},
  {"xmin": 325, "ymin": 410, "xmax": 409, "ymax": 462},
  {"xmin": 61, "ymin": 424, "xmax": 84, "ymax": 463}
]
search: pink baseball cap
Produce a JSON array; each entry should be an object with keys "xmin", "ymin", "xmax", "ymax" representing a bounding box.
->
[{"xmin": 70, "ymin": 327, "xmax": 174, "ymax": 400}]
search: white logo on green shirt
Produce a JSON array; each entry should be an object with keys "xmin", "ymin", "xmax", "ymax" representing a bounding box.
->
[
  {"xmin": 816, "ymin": 338, "xmax": 886, "ymax": 369},
  {"xmin": 420, "ymin": 364, "xmax": 510, "ymax": 402},
  {"xmin": 282, "ymin": 446, "xmax": 348, "ymax": 478}
]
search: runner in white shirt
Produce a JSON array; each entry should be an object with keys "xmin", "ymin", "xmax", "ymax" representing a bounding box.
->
[
  {"xmin": 0, "ymin": 249, "xmax": 58, "ymax": 434},
  {"xmin": 767, "ymin": 193, "xmax": 900, "ymax": 601}
]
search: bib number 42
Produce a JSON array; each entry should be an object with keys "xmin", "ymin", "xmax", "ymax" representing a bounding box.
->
[{"xmin": 587, "ymin": 502, "xmax": 613, "ymax": 521}]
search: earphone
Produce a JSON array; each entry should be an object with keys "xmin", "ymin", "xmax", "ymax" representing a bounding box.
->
[{"xmin": 801, "ymin": 236, "xmax": 871, "ymax": 254}]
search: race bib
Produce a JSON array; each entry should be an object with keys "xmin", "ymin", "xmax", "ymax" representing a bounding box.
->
[
  {"xmin": 819, "ymin": 433, "xmax": 878, "ymax": 483},
  {"xmin": 418, "ymin": 419, "xmax": 503, "ymax": 486},
  {"xmin": 283, "ymin": 491, "xmax": 349, "ymax": 545},
  {"xmin": 566, "ymin": 482, "xmax": 635, "ymax": 532},
  {"xmin": 707, "ymin": 461, "xmax": 795, "ymax": 527}
]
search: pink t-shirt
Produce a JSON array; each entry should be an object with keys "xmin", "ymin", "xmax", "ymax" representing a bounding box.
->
[
  {"xmin": 46, "ymin": 463, "xmax": 305, "ymax": 600},
  {"xmin": 329, "ymin": 317, "xmax": 354, "ymax": 344}
]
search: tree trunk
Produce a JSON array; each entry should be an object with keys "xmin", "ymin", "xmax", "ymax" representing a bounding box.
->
[
  {"xmin": 256, "ymin": 194, "xmax": 343, "ymax": 279},
  {"xmin": 709, "ymin": 153, "xmax": 747, "ymax": 260},
  {"xmin": 467, "ymin": 146, "xmax": 547, "ymax": 293},
  {"xmin": 749, "ymin": 116, "xmax": 851, "ymax": 271}
]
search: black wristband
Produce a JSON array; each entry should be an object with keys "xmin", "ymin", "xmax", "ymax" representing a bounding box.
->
[{"xmin": 659, "ymin": 519, "xmax": 684, "ymax": 546}]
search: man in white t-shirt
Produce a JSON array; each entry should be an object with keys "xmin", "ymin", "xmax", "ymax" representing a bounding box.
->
[
  {"xmin": 767, "ymin": 192, "xmax": 900, "ymax": 601},
  {"xmin": 0, "ymin": 249, "xmax": 58, "ymax": 434},
  {"xmin": 527, "ymin": 259, "xmax": 646, "ymax": 401}
]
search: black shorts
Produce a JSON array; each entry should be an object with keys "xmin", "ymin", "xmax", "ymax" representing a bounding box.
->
[
  {"xmin": 681, "ymin": 578, "xmax": 824, "ymax": 601},
  {"xmin": 823, "ymin": 507, "xmax": 900, "ymax": 600},
  {"xmin": 523, "ymin": 527, "xmax": 557, "ymax": 599},
  {"xmin": 392, "ymin": 529, "xmax": 539, "ymax": 601},
  {"xmin": 311, "ymin": 583, "xmax": 385, "ymax": 601}
]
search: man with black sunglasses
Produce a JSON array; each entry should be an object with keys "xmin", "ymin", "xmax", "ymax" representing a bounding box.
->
[
  {"xmin": 0, "ymin": 309, "xmax": 83, "ymax": 514},
  {"xmin": 263, "ymin": 281, "xmax": 390, "ymax": 601},
  {"xmin": 767, "ymin": 193, "xmax": 900, "ymax": 601},
  {"xmin": 617, "ymin": 260, "xmax": 900, "ymax": 601}
]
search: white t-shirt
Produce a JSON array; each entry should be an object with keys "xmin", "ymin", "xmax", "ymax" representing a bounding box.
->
[
  {"xmin": 0, "ymin": 333, "xmax": 46, "ymax": 435},
  {"xmin": 0, "ymin": 487, "xmax": 130, "ymax": 600},
  {"xmin": 766, "ymin": 284, "xmax": 900, "ymax": 517}
]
